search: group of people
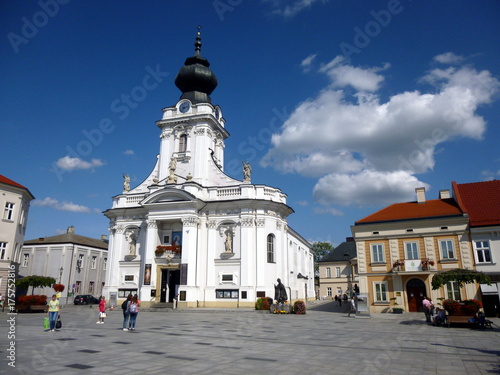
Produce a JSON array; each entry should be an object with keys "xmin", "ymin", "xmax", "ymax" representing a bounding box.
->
[
  {"xmin": 422, "ymin": 296, "xmax": 447, "ymax": 325},
  {"xmin": 121, "ymin": 294, "xmax": 141, "ymax": 331}
]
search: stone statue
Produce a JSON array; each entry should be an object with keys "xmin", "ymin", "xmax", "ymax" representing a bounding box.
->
[
  {"xmin": 242, "ymin": 161, "xmax": 251, "ymax": 182},
  {"xmin": 127, "ymin": 231, "xmax": 137, "ymax": 256},
  {"xmin": 224, "ymin": 230, "xmax": 233, "ymax": 253},
  {"xmin": 167, "ymin": 156, "xmax": 178, "ymax": 183},
  {"xmin": 274, "ymin": 278, "xmax": 287, "ymax": 303},
  {"xmin": 123, "ymin": 174, "xmax": 130, "ymax": 192}
]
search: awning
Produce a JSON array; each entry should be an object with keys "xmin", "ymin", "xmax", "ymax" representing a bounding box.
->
[{"xmin": 480, "ymin": 283, "xmax": 499, "ymax": 295}]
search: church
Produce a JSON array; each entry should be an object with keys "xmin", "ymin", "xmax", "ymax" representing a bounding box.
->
[{"xmin": 103, "ymin": 31, "xmax": 314, "ymax": 308}]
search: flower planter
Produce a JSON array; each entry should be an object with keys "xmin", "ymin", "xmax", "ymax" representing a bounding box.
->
[{"xmin": 392, "ymin": 308, "xmax": 403, "ymax": 314}]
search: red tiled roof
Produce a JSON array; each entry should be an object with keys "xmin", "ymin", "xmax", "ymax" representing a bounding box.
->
[
  {"xmin": 356, "ymin": 198, "xmax": 463, "ymax": 224},
  {"xmin": 0, "ymin": 174, "xmax": 27, "ymax": 189},
  {"xmin": 453, "ymin": 180, "xmax": 500, "ymax": 227}
]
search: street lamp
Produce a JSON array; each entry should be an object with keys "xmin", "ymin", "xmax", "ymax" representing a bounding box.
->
[{"xmin": 59, "ymin": 267, "xmax": 64, "ymax": 283}]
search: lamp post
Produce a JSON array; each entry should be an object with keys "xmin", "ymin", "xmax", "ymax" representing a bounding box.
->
[{"xmin": 59, "ymin": 267, "xmax": 64, "ymax": 283}]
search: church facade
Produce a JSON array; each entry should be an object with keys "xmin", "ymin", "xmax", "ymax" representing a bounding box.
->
[{"xmin": 103, "ymin": 32, "xmax": 314, "ymax": 308}]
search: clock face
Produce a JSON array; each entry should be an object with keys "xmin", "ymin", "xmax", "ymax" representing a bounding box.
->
[{"xmin": 179, "ymin": 101, "xmax": 191, "ymax": 113}]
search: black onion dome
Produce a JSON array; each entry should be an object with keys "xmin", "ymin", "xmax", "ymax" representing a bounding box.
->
[{"xmin": 174, "ymin": 28, "xmax": 218, "ymax": 104}]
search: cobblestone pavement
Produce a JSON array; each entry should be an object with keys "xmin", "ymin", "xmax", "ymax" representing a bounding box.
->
[{"xmin": 1, "ymin": 301, "xmax": 499, "ymax": 375}]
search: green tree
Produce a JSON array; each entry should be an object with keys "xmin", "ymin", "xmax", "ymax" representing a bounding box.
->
[
  {"xmin": 312, "ymin": 242, "xmax": 334, "ymax": 276},
  {"xmin": 431, "ymin": 268, "xmax": 491, "ymax": 290},
  {"xmin": 16, "ymin": 275, "xmax": 56, "ymax": 295}
]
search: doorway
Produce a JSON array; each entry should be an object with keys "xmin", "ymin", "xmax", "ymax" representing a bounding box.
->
[
  {"xmin": 160, "ymin": 269, "xmax": 180, "ymax": 303},
  {"xmin": 406, "ymin": 278, "xmax": 426, "ymax": 312}
]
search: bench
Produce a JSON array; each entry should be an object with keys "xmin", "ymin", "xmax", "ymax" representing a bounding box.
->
[{"xmin": 445, "ymin": 315, "xmax": 493, "ymax": 329}]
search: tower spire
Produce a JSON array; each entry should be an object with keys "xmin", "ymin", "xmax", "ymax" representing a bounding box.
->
[{"xmin": 195, "ymin": 25, "xmax": 201, "ymax": 56}]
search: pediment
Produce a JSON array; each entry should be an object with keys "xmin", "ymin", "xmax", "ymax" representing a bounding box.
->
[{"xmin": 142, "ymin": 189, "xmax": 196, "ymax": 205}]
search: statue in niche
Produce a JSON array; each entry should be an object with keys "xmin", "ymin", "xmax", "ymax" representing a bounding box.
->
[
  {"xmin": 274, "ymin": 278, "xmax": 288, "ymax": 303},
  {"xmin": 126, "ymin": 230, "xmax": 137, "ymax": 256},
  {"xmin": 123, "ymin": 174, "xmax": 130, "ymax": 192},
  {"xmin": 242, "ymin": 161, "xmax": 251, "ymax": 182},
  {"xmin": 167, "ymin": 156, "xmax": 178, "ymax": 183},
  {"xmin": 224, "ymin": 229, "xmax": 233, "ymax": 253}
]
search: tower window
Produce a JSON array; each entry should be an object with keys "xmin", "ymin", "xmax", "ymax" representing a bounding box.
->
[{"xmin": 179, "ymin": 134, "xmax": 187, "ymax": 152}]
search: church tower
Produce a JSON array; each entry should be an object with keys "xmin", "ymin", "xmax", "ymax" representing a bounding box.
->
[{"xmin": 103, "ymin": 29, "xmax": 314, "ymax": 309}]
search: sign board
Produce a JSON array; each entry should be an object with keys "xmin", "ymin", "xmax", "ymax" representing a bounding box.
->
[{"xmin": 405, "ymin": 259, "xmax": 422, "ymax": 272}]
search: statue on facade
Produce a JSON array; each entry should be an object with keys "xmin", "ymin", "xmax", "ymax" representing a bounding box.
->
[
  {"xmin": 242, "ymin": 161, "xmax": 251, "ymax": 182},
  {"xmin": 127, "ymin": 231, "xmax": 137, "ymax": 256},
  {"xmin": 274, "ymin": 278, "xmax": 288, "ymax": 303},
  {"xmin": 224, "ymin": 230, "xmax": 233, "ymax": 253},
  {"xmin": 167, "ymin": 156, "xmax": 178, "ymax": 183},
  {"xmin": 123, "ymin": 174, "xmax": 130, "ymax": 192}
]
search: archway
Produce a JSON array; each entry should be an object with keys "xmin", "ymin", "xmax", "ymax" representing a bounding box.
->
[{"xmin": 406, "ymin": 278, "xmax": 426, "ymax": 312}]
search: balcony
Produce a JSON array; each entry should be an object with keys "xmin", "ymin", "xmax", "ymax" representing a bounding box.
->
[
  {"xmin": 155, "ymin": 245, "xmax": 182, "ymax": 264},
  {"xmin": 392, "ymin": 258, "xmax": 435, "ymax": 272}
]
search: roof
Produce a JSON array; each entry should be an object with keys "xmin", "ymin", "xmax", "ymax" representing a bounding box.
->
[
  {"xmin": 0, "ymin": 174, "xmax": 35, "ymax": 199},
  {"xmin": 24, "ymin": 232, "xmax": 108, "ymax": 250},
  {"xmin": 319, "ymin": 240, "xmax": 356, "ymax": 262},
  {"xmin": 355, "ymin": 198, "xmax": 463, "ymax": 224},
  {"xmin": 453, "ymin": 180, "xmax": 500, "ymax": 227}
]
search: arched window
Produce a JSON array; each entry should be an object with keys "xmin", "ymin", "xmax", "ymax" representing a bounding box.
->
[
  {"xmin": 267, "ymin": 234, "xmax": 275, "ymax": 263},
  {"xmin": 179, "ymin": 134, "xmax": 187, "ymax": 152}
]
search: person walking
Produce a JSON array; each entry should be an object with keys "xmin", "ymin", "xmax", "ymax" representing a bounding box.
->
[
  {"xmin": 122, "ymin": 294, "xmax": 132, "ymax": 331},
  {"xmin": 422, "ymin": 296, "xmax": 433, "ymax": 322},
  {"xmin": 97, "ymin": 296, "xmax": 106, "ymax": 324},
  {"xmin": 47, "ymin": 294, "xmax": 60, "ymax": 332},
  {"xmin": 128, "ymin": 294, "xmax": 140, "ymax": 331},
  {"xmin": 347, "ymin": 296, "xmax": 356, "ymax": 317}
]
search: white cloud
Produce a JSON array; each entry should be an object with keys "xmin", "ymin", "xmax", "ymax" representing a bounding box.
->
[
  {"xmin": 55, "ymin": 156, "xmax": 105, "ymax": 171},
  {"xmin": 301, "ymin": 54, "xmax": 317, "ymax": 73},
  {"xmin": 434, "ymin": 52, "xmax": 465, "ymax": 65},
  {"xmin": 123, "ymin": 150, "xmax": 135, "ymax": 155},
  {"xmin": 313, "ymin": 206, "xmax": 344, "ymax": 216},
  {"xmin": 265, "ymin": 0, "xmax": 328, "ymax": 17},
  {"xmin": 262, "ymin": 55, "xmax": 499, "ymax": 211},
  {"xmin": 33, "ymin": 197, "xmax": 94, "ymax": 213}
]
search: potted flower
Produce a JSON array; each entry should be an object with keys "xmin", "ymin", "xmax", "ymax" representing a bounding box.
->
[
  {"xmin": 390, "ymin": 297, "xmax": 403, "ymax": 314},
  {"xmin": 53, "ymin": 284, "xmax": 65, "ymax": 293},
  {"xmin": 392, "ymin": 260, "xmax": 404, "ymax": 271},
  {"xmin": 155, "ymin": 245, "xmax": 167, "ymax": 256},
  {"xmin": 421, "ymin": 258, "xmax": 435, "ymax": 270}
]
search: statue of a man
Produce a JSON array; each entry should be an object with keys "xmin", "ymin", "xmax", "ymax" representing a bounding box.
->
[
  {"xmin": 123, "ymin": 174, "xmax": 130, "ymax": 192},
  {"xmin": 274, "ymin": 278, "xmax": 287, "ymax": 303},
  {"xmin": 127, "ymin": 231, "xmax": 137, "ymax": 256},
  {"xmin": 224, "ymin": 230, "xmax": 233, "ymax": 253},
  {"xmin": 169, "ymin": 157, "xmax": 177, "ymax": 175},
  {"xmin": 242, "ymin": 161, "xmax": 251, "ymax": 182}
]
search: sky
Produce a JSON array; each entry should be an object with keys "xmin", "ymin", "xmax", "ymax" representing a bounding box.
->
[{"xmin": 1, "ymin": 0, "xmax": 499, "ymax": 247}]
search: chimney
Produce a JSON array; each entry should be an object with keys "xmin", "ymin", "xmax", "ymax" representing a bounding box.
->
[
  {"xmin": 67, "ymin": 226, "xmax": 75, "ymax": 234},
  {"xmin": 439, "ymin": 189, "xmax": 450, "ymax": 199},
  {"xmin": 415, "ymin": 187, "xmax": 426, "ymax": 203}
]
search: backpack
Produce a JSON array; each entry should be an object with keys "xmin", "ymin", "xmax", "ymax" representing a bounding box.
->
[
  {"xmin": 121, "ymin": 300, "xmax": 128, "ymax": 310},
  {"xmin": 129, "ymin": 302, "xmax": 138, "ymax": 313}
]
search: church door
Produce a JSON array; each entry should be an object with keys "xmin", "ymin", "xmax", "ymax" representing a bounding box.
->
[
  {"xmin": 161, "ymin": 269, "xmax": 181, "ymax": 303},
  {"xmin": 406, "ymin": 278, "xmax": 426, "ymax": 312}
]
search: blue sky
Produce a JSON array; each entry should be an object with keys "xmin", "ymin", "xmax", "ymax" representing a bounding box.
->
[{"xmin": 1, "ymin": 0, "xmax": 499, "ymax": 246}]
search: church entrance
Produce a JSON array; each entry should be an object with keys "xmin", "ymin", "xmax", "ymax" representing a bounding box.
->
[
  {"xmin": 406, "ymin": 278, "xmax": 426, "ymax": 312},
  {"xmin": 160, "ymin": 269, "xmax": 180, "ymax": 303}
]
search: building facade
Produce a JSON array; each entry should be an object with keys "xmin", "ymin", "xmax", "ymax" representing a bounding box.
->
[
  {"xmin": 103, "ymin": 32, "xmax": 314, "ymax": 308},
  {"xmin": 21, "ymin": 226, "xmax": 108, "ymax": 304},
  {"xmin": 0, "ymin": 175, "xmax": 34, "ymax": 300},
  {"xmin": 453, "ymin": 180, "xmax": 500, "ymax": 317},
  {"xmin": 317, "ymin": 238, "xmax": 358, "ymax": 300},
  {"xmin": 351, "ymin": 187, "xmax": 478, "ymax": 314}
]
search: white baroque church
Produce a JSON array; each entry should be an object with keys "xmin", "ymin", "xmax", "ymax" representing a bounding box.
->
[{"xmin": 103, "ymin": 32, "xmax": 314, "ymax": 308}]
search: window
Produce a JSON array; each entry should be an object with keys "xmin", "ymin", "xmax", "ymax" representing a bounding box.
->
[
  {"xmin": 75, "ymin": 281, "xmax": 81, "ymax": 293},
  {"xmin": 216, "ymin": 289, "xmax": 239, "ymax": 299},
  {"xmin": 0, "ymin": 242, "xmax": 7, "ymax": 260},
  {"xmin": 22, "ymin": 253, "xmax": 29, "ymax": 267},
  {"xmin": 221, "ymin": 274, "xmax": 234, "ymax": 283},
  {"xmin": 374, "ymin": 282, "xmax": 388, "ymax": 302},
  {"xmin": 405, "ymin": 242, "xmax": 419, "ymax": 260},
  {"xmin": 326, "ymin": 267, "xmax": 331, "ymax": 278},
  {"xmin": 179, "ymin": 134, "xmax": 187, "ymax": 152},
  {"xmin": 475, "ymin": 241, "xmax": 492, "ymax": 263},
  {"xmin": 371, "ymin": 244, "xmax": 384, "ymax": 263},
  {"xmin": 327, "ymin": 287, "xmax": 332, "ymax": 297},
  {"xmin": 78, "ymin": 254, "xmax": 84, "ymax": 269},
  {"xmin": 446, "ymin": 281, "xmax": 461, "ymax": 301},
  {"xmin": 88, "ymin": 281, "xmax": 94, "ymax": 294},
  {"xmin": 267, "ymin": 234, "xmax": 275, "ymax": 263},
  {"xmin": 336, "ymin": 267, "xmax": 341, "ymax": 278},
  {"xmin": 118, "ymin": 289, "xmax": 137, "ymax": 298},
  {"xmin": 439, "ymin": 239, "xmax": 456, "ymax": 260},
  {"xmin": 3, "ymin": 202, "xmax": 14, "ymax": 220},
  {"xmin": 124, "ymin": 275, "xmax": 134, "ymax": 281},
  {"xmin": 103, "ymin": 258, "xmax": 107, "ymax": 270},
  {"xmin": 91, "ymin": 256, "xmax": 97, "ymax": 269}
]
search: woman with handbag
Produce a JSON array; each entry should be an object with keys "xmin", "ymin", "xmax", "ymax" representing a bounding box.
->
[
  {"xmin": 47, "ymin": 295, "xmax": 60, "ymax": 332},
  {"xmin": 97, "ymin": 296, "xmax": 106, "ymax": 324}
]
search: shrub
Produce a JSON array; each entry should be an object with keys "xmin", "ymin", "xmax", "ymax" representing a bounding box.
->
[
  {"xmin": 443, "ymin": 299, "xmax": 462, "ymax": 315},
  {"xmin": 18, "ymin": 295, "xmax": 47, "ymax": 306},
  {"xmin": 255, "ymin": 298, "xmax": 263, "ymax": 310},
  {"xmin": 255, "ymin": 297, "xmax": 271, "ymax": 310},
  {"xmin": 293, "ymin": 300, "xmax": 306, "ymax": 315},
  {"xmin": 462, "ymin": 299, "xmax": 482, "ymax": 315}
]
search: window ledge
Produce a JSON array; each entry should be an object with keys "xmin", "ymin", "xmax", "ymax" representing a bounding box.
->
[
  {"xmin": 439, "ymin": 259, "xmax": 458, "ymax": 263},
  {"xmin": 373, "ymin": 302, "xmax": 390, "ymax": 306},
  {"xmin": 370, "ymin": 262, "xmax": 387, "ymax": 266}
]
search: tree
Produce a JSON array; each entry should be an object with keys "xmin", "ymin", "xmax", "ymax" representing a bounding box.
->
[
  {"xmin": 16, "ymin": 275, "xmax": 56, "ymax": 295},
  {"xmin": 431, "ymin": 268, "xmax": 491, "ymax": 290},
  {"xmin": 312, "ymin": 242, "xmax": 334, "ymax": 276}
]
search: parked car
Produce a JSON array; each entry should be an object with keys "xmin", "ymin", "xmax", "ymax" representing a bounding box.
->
[{"xmin": 73, "ymin": 295, "xmax": 99, "ymax": 305}]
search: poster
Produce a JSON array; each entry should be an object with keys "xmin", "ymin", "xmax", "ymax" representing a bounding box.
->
[{"xmin": 144, "ymin": 264, "xmax": 151, "ymax": 285}]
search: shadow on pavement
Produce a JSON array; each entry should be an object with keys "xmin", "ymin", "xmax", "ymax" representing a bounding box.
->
[{"xmin": 308, "ymin": 300, "xmax": 351, "ymax": 314}]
